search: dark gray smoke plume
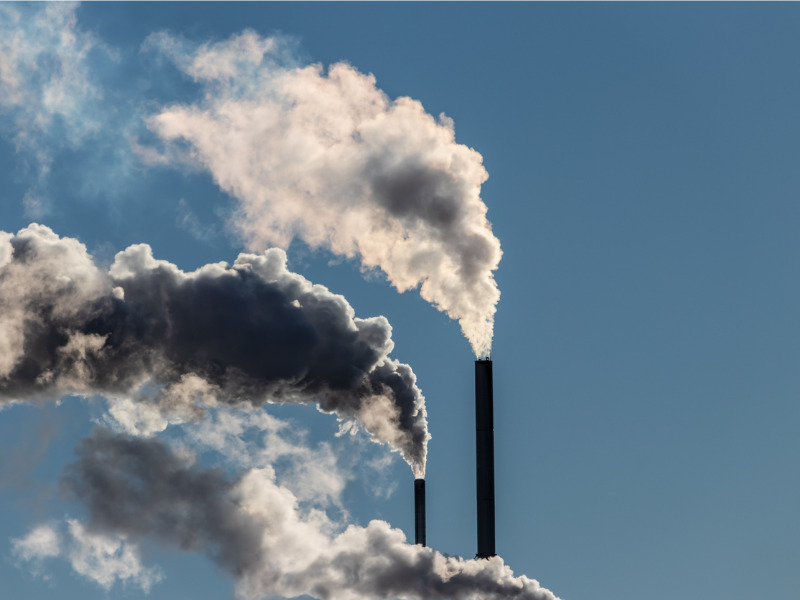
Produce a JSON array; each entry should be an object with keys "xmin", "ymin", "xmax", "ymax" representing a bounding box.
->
[
  {"xmin": 62, "ymin": 429, "xmax": 560, "ymax": 600},
  {"xmin": 0, "ymin": 224, "xmax": 427, "ymax": 475},
  {"xmin": 61, "ymin": 429, "xmax": 263, "ymax": 576}
]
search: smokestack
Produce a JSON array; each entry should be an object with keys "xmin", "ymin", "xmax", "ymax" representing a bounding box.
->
[
  {"xmin": 475, "ymin": 359, "xmax": 496, "ymax": 558},
  {"xmin": 414, "ymin": 478, "xmax": 426, "ymax": 546}
]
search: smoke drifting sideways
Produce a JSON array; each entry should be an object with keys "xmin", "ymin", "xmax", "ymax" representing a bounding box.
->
[
  {"xmin": 144, "ymin": 31, "xmax": 502, "ymax": 358},
  {"xmin": 0, "ymin": 224, "xmax": 428, "ymax": 476},
  {"xmin": 62, "ymin": 429, "xmax": 560, "ymax": 600}
]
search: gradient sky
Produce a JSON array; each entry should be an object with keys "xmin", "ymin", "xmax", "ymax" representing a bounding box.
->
[{"xmin": 1, "ymin": 3, "xmax": 799, "ymax": 600}]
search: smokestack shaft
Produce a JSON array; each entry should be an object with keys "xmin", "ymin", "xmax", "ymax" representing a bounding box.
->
[
  {"xmin": 475, "ymin": 359, "xmax": 496, "ymax": 558},
  {"xmin": 414, "ymin": 478, "xmax": 426, "ymax": 546}
]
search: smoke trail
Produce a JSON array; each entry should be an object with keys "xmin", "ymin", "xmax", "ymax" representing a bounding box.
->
[
  {"xmin": 144, "ymin": 31, "xmax": 502, "ymax": 357},
  {"xmin": 62, "ymin": 429, "xmax": 559, "ymax": 600},
  {"xmin": 0, "ymin": 224, "xmax": 427, "ymax": 475}
]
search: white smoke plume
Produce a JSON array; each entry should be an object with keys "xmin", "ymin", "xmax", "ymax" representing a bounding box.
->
[
  {"xmin": 0, "ymin": 224, "xmax": 427, "ymax": 475},
  {"xmin": 62, "ymin": 429, "xmax": 559, "ymax": 600},
  {"xmin": 144, "ymin": 31, "xmax": 502, "ymax": 357}
]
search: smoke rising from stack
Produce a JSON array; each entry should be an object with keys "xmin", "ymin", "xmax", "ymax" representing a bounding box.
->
[
  {"xmin": 144, "ymin": 31, "xmax": 502, "ymax": 357},
  {"xmin": 61, "ymin": 429, "xmax": 559, "ymax": 600},
  {"xmin": 0, "ymin": 224, "xmax": 428, "ymax": 475}
]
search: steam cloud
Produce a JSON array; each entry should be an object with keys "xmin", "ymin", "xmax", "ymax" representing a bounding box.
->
[
  {"xmin": 62, "ymin": 429, "xmax": 559, "ymax": 600},
  {"xmin": 0, "ymin": 224, "xmax": 427, "ymax": 475},
  {"xmin": 145, "ymin": 31, "xmax": 502, "ymax": 357}
]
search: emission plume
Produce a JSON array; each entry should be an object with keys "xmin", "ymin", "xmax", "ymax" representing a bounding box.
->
[
  {"xmin": 145, "ymin": 31, "xmax": 502, "ymax": 357},
  {"xmin": 62, "ymin": 429, "xmax": 559, "ymax": 600},
  {"xmin": 0, "ymin": 224, "xmax": 427, "ymax": 475}
]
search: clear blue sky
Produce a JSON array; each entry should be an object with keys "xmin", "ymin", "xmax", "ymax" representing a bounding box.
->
[{"xmin": 1, "ymin": 3, "xmax": 799, "ymax": 600}]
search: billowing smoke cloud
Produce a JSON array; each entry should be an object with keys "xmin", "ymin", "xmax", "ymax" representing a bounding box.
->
[
  {"xmin": 0, "ymin": 224, "xmax": 427, "ymax": 475},
  {"xmin": 62, "ymin": 429, "xmax": 559, "ymax": 600},
  {"xmin": 144, "ymin": 31, "xmax": 502, "ymax": 357}
]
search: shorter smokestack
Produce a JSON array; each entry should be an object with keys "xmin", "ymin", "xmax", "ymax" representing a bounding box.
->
[{"xmin": 414, "ymin": 478, "xmax": 426, "ymax": 546}]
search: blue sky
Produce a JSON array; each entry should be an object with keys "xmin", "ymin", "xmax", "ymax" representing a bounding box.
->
[{"xmin": 1, "ymin": 3, "xmax": 799, "ymax": 600}]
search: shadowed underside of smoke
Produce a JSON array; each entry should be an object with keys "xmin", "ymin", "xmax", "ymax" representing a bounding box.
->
[
  {"xmin": 62, "ymin": 430, "xmax": 560, "ymax": 600},
  {"xmin": 146, "ymin": 31, "xmax": 502, "ymax": 357},
  {"xmin": 0, "ymin": 224, "xmax": 427, "ymax": 475}
]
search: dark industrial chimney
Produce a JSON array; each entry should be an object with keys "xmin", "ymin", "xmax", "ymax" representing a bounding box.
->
[
  {"xmin": 475, "ymin": 359, "xmax": 496, "ymax": 558},
  {"xmin": 414, "ymin": 478, "xmax": 426, "ymax": 546}
]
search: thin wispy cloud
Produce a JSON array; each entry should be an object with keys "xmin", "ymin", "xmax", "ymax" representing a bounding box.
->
[
  {"xmin": 178, "ymin": 407, "xmax": 352, "ymax": 509},
  {"xmin": 0, "ymin": 3, "xmax": 107, "ymax": 211},
  {"xmin": 11, "ymin": 519, "xmax": 163, "ymax": 592}
]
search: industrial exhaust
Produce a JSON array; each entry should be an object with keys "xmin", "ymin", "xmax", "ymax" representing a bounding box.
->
[
  {"xmin": 414, "ymin": 478, "xmax": 426, "ymax": 546},
  {"xmin": 475, "ymin": 358, "xmax": 496, "ymax": 558}
]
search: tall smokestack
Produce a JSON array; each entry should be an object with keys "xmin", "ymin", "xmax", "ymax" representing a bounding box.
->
[
  {"xmin": 414, "ymin": 478, "xmax": 426, "ymax": 546},
  {"xmin": 475, "ymin": 359, "xmax": 496, "ymax": 558}
]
